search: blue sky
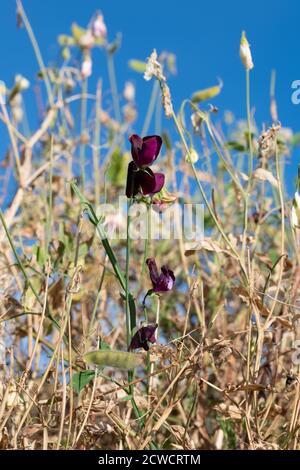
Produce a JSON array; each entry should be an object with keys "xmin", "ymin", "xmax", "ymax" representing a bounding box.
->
[{"xmin": 1, "ymin": 0, "xmax": 300, "ymax": 189}]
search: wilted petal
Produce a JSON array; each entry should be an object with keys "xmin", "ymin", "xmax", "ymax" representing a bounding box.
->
[
  {"xmin": 129, "ymin": 324, "xmax": 158, "ymax": 351},
  {"xmin": 146, "ymin": 258, "xmax": 159, "ymax": 285},
  {"xmin": 154, "ymin": 269, "xmax": 175, "ymax": 292},
  {"xmin": 146, "ymin": 260, "xmax": 175, "ymax": 293}
]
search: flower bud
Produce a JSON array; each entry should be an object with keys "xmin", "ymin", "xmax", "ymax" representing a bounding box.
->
[
  {"xmin": 92, "ymin": 13, "xmax": 107, "ymax": 39},
  {"xmin": 15, "ymin": 74, "xmax": 30, "ymax": 91},
  {"xmin": 185, "ymin": 147, "xmax": 199, "ymax": 164},
  {"xmin": 81, "ymin": 54, "xmax": 92, "ymax": 78},
  {"xmin": 123, "ymin": 81, "xmax": 135, "ymax": 102},
  {"xmin": 240, "ymin": 31, "xmax": 254, "ymax": 71}
]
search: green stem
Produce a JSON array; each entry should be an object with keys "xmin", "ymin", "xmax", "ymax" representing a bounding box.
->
[
  {"xmin": 17, "ymin": 0, "xmax": 54, "ymax": 107},
  {"xmin": 125, "ymin": 199, "xmax": 135, "ymax": 347},
  {"xmin": 171, "ymin": 110, "xmax": 246, "ymax": 275},
  {"xmin": 142, "ymin": 203, "xmax": 151, "ymax": 275},
  {"xmin": 0, "ymin": 208, "xmax": 42, "ymax": 307},
  {"xmin": 246, "ymin": 69, "xmax": 253, "ymax": 179},
  {"xmin": 242, "ymin": 69, "xmax": 254, "ymax": 262},
  {"xmin": 107, "ymin": 52, "xmax": 121, "ymax": 122},
  {"xmin": 142, "ymin": 80, "xmax": 160, "ymax": 136},
  {"xmin": 70, "ymin": 182, "xmax": 137, "ymax": 336},
  {"xmin": 80, "ymin": 78, "xmax": 88, "ymax": 189},
  {"xmin": 93, "ymin": 80, "xmax": 102, "ymax": 204}
]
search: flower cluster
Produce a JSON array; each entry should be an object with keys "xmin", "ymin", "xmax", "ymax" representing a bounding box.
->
[
  {"xmin": 129, "ymin": 258, "xmax": 175, "ymax": 351},
  {"xmin": 125, "ymin": 134, "xmax": 175, "ymax": 351}
]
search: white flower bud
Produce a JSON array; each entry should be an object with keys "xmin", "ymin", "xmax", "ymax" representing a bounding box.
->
[
  {"xmin": 81, "ymin": 55, "xmax": 92, "ymax": 78},
  {"xmin": 240, "ymin": 31, "xmax": 254, "ymax": 71},
  {"xmin": 123, "ymin": 81, "xmax": 135, "ymax": 102},
  {"xmin": 15, "ymin": 74, "xmax": 30, "ymax": 91},
  {"xmin": 92, "ymin": 14, "xmax": 107, "ymax": 39},
  {"xmin": 185, "ymin": 147, "xmax": 199, "ymax": 164},
  {"xmin": 291, "ymin": 191, "xmax": 300, "ymax": 229}
]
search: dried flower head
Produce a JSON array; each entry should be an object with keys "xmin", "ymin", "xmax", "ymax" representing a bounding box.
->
[
  {"xmin": 240, "ymin": 31, "xmax": 254, "ymax": 71},
  {"xmin": 144, "ymin": 49, "xmax": 166, "ymax": 82},
  {"xmin": 191, "ymin": 112, "xmax": 203, "ymax": 135},
  {"xmin": 291, "ymin": 165, "xmax": 300, "ymax": 229},
  {"xmin": 258, "ymin": 123, "xmax": 281, "ymax": 162},
  {"xmin": 152, "ymin": 187, "xmax": 177, "ymax": 212},
  {"xmin": 161, "ymin": 83, "xmax": 173, "ymax": 118}
]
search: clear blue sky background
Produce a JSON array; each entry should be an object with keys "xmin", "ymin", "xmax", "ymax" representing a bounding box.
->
[{"xmin": 1, "ymin": 0, "xmax": 299, "ymax": 190}]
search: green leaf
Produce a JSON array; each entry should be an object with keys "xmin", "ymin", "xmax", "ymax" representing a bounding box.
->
[
  {"xmin": 84, "ymin": 350, "xmax": 143, "ymax": 369},
  {"xmin": 33, "ymin": 244, "xmax": 47, "ymax": 268},
  {"xmin": 128, "ymin": 60, "xmax": 147, "ymax": 73},
  {"xmin": 72, "ymin": 370, "xmax": 95, "ymax": 394}
]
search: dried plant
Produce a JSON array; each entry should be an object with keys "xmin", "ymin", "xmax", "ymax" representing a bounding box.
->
[{"xmin": 0, "ymin": 1, "xmax": 300, "ymax": 451}]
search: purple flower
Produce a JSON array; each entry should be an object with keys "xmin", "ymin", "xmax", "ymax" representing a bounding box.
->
[
  {"xmin": 129, "ymin": 134, "xmax": 162, "ymax": 168},
  {"xmin": 126, "ymin": 134, "xmax": 165, "ymax": 198},
  {"xmin": 129, "ymin": 324, "xmax": 158, "ymax": 351},
  {"xmin": 146, "ymin": 258, "xmax": 175, "ymax": 293}
]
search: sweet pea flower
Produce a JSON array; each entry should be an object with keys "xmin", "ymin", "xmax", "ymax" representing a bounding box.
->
[
  {"xmin": 146, "ymin": 258, "xmax": 175, "ymax": 293},
  {"xmin": 126, "ymin": 134, "xmax": 165, "ymax": 198},
  {"xmin": 129, "ymin": 324, "xmax": 158, "ymax": 351}
]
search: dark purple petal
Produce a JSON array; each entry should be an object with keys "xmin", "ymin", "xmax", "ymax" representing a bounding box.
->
[
  {"xmin": 126, "ymin": 161, "xmax": 140, "ymax": 198},
  {"xmin": 140, "ymin": 135, "xmax": 162, "ymax": 166},
  {"xmin": 138, "ymin": 168, "xmax": 157, "ymax": 195},
  {"xmin": 161, "ymin": 266, "xmax": 175, "ymax": 282},
  {"xmin": 146, "ymin": 260, "xmax": 175, "ymax": 293},
  {"xmin": 151, "ymin": 173, "xmax": 165, "ymax": 195},
  {"xmin": 129, "ymin": 134, "xmax": 143, "ymax": 165},
  {"xmin": 138, "ymin": 168, "xmax": 165, "ymax": 196},
  {"xmin": 146, "ymin": 258, "xmax": 159, "ymax": 285},
  {"xmin": 153, "ymin": 271, "xmax": 175, "ymax": 292},
  {"xmin": 129, "ymin": 324, "xmax": 158, "ymax": 351},
  {"xmin": 129, "ymin": 134, "xmax": 162, "ymax": 167}
]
